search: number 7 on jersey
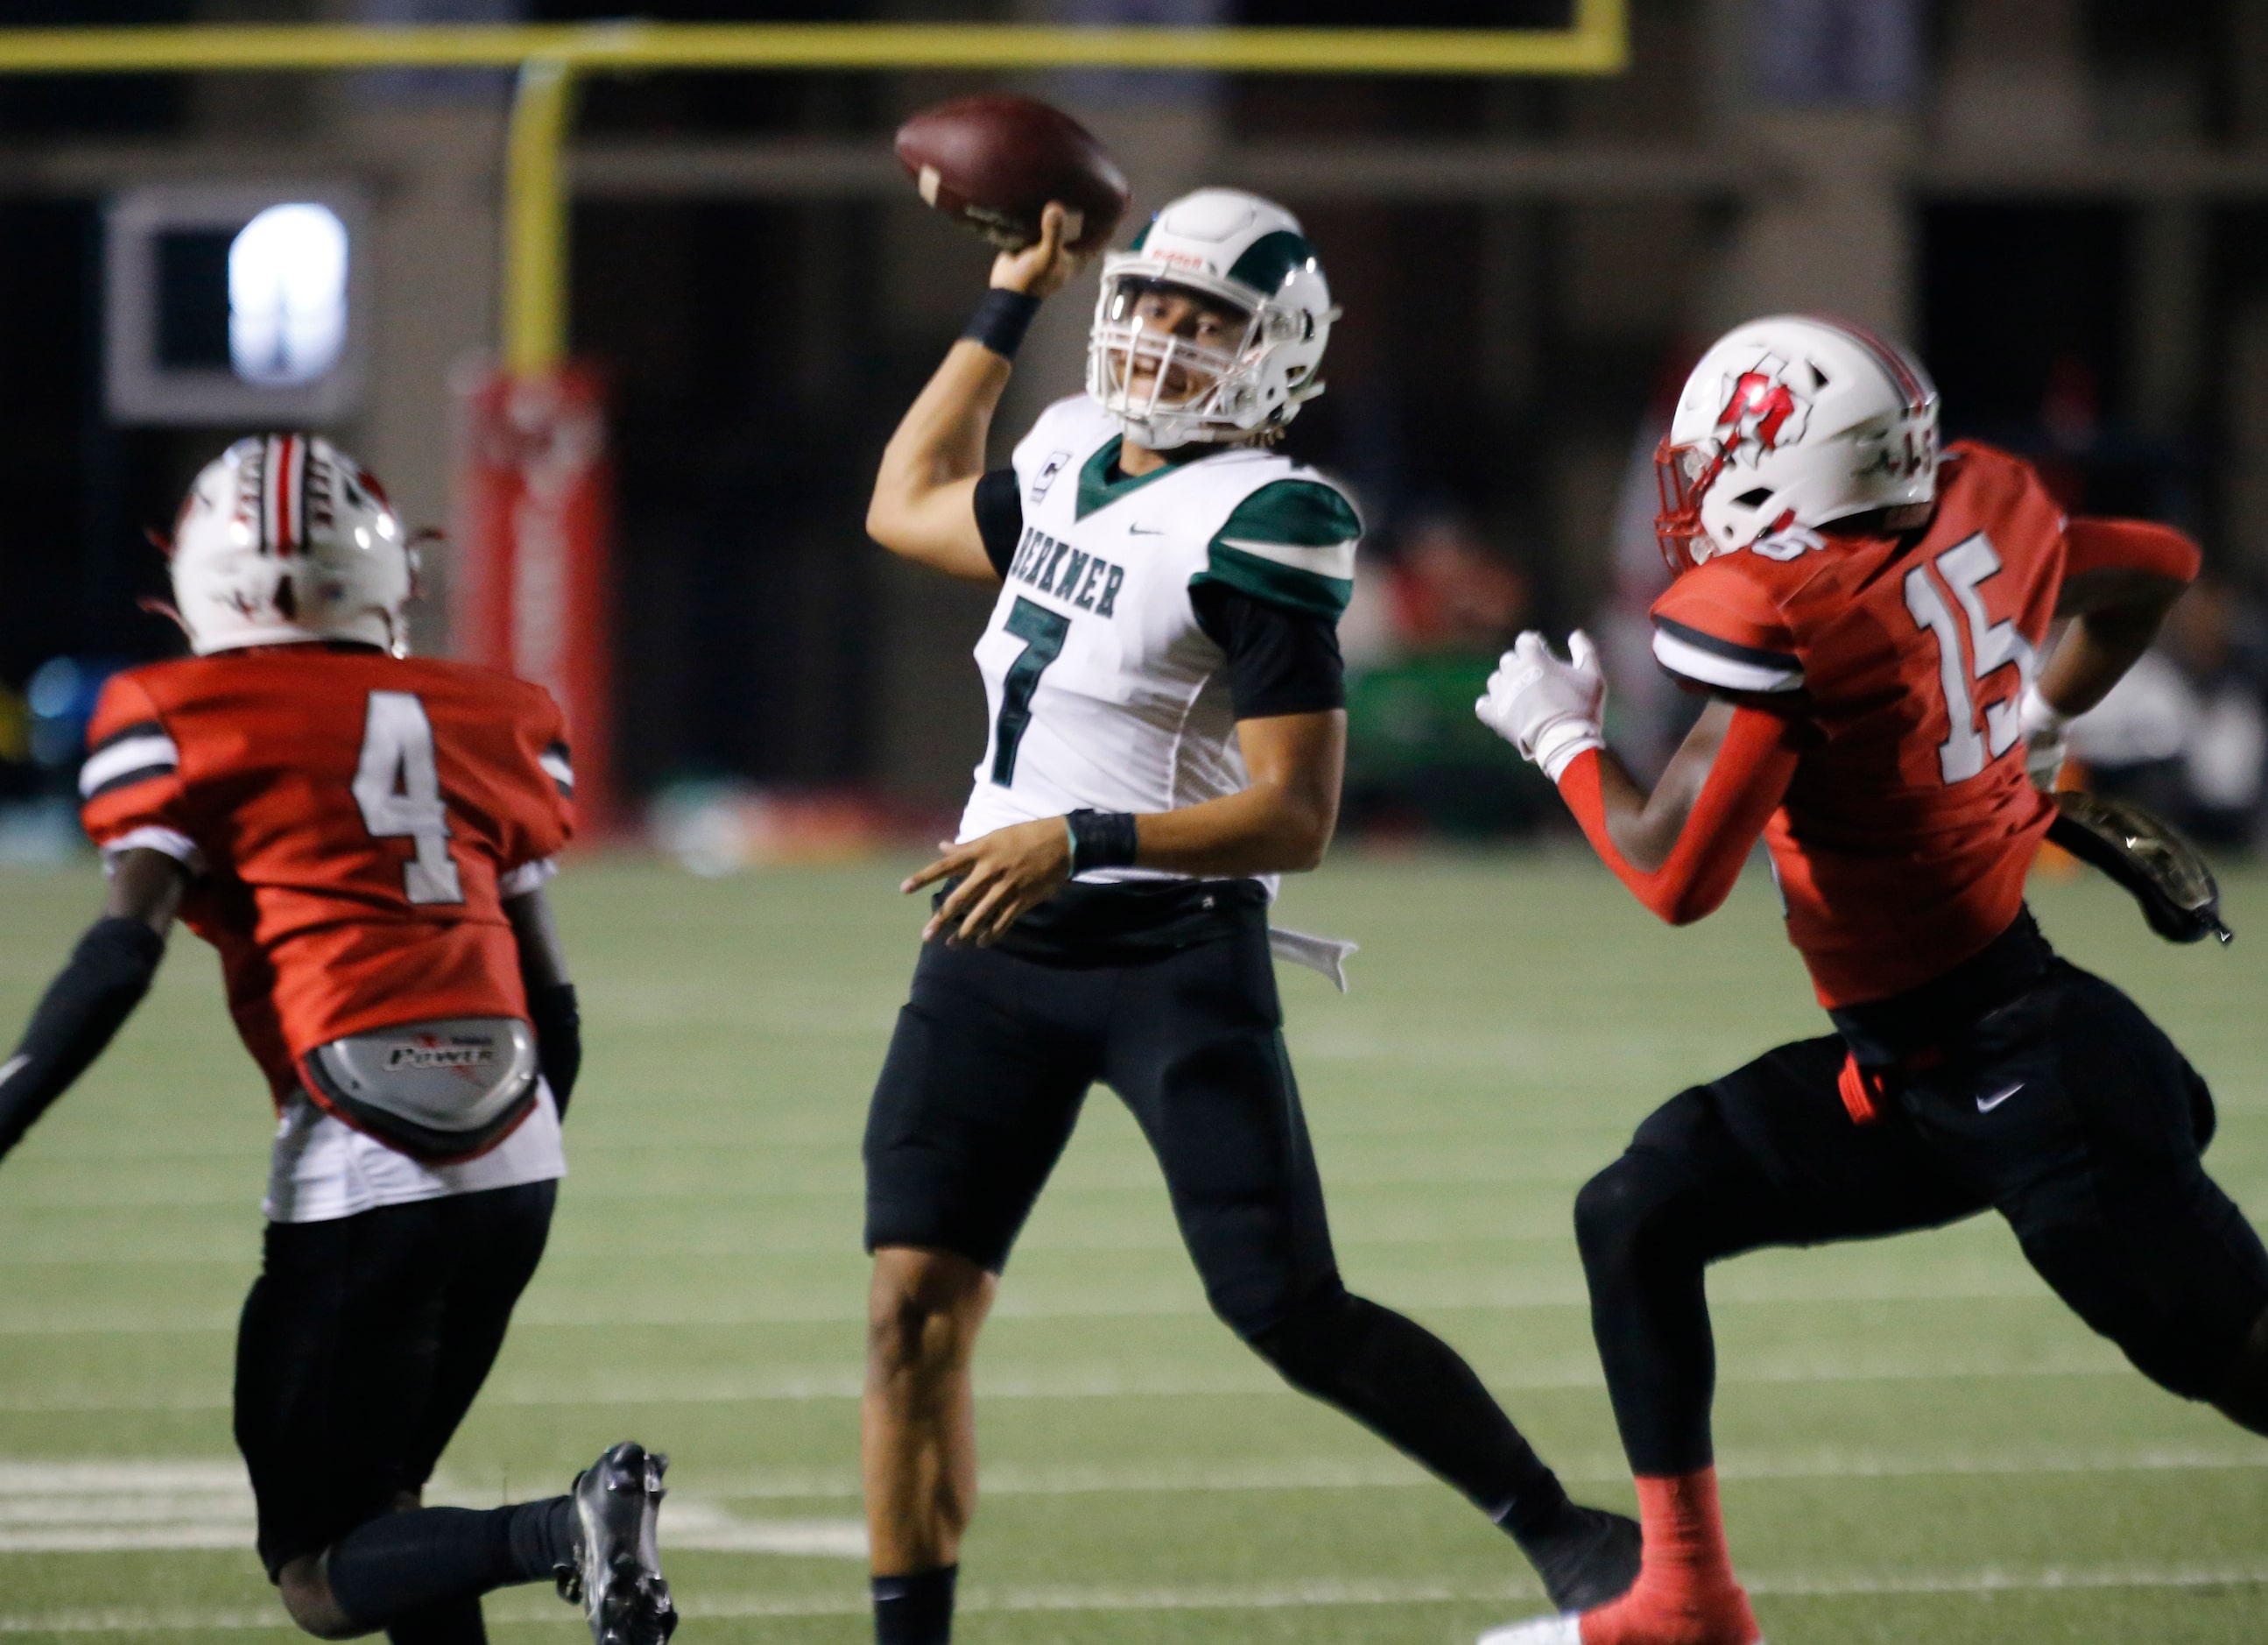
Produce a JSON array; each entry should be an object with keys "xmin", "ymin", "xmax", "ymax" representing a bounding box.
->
[{"xmin": 990, "ymin": 597, "xmax": 1072, "ymax": 787}]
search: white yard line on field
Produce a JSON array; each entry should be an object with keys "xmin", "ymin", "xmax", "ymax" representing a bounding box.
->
[
  {"xmin": 6, "ymin": 1440, "xmax": 2264, "ymax": 1559},
  {"xmin": 0, "ymin": 1461, "xmax": 865, "ymax": 1558},
  {"xmin": 11, "ymin": 1564, "xmax": 2267, "ymax": 1632}
]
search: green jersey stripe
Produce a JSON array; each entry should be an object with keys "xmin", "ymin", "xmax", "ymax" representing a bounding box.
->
[{"xmin": 1194, "ymin": 544, "xmax": 1353, "ymax": 622}]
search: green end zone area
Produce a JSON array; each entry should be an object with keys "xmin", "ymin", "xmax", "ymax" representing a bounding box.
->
[{"xmin": 0, "ymin": 850, "xmax": 2264, "ymax": 1641}]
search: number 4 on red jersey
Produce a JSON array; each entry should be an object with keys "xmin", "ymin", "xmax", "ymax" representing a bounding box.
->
[{"xmin": 78, "ymin": 648, "xmax": 574, "ymax": 1104}]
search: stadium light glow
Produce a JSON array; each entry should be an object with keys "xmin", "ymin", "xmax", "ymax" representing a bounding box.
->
[{"xmin": 228, "ymin": 202, "xmax": 349, "ymax": 386}]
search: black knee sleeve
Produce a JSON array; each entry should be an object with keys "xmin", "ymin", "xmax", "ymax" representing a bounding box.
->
[
  {"xmin": 1572, "ymin": 1155, "xmax": 1654, "ymax": 1284},
  {"xmin": 1245, "ymin": 1281, "xmax": 1363, "ymax": 1385},
  {"xmin": 1576, "ymin": 1086, "xmax": 1778, "ymax": 1268},
  {"xmin": 1574, "ymin": 1145, "xmax": 1729, "ymax": 1290}
]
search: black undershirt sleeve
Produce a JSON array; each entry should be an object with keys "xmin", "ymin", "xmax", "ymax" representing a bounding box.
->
[
  {"xmin": 972, "ymin": 469, "xmax": 1025, "ymax": 578},
  {"xmin": 0, "ymin": 916, "xmax": 166, "ymax": 1164},
  {"xmin": 523, "ymin": 981, "xmax": 581, "ymax": 1118},
  {"xmin": 1190, "ymin": 582, "xmax": 1347, "ymax": 720}
]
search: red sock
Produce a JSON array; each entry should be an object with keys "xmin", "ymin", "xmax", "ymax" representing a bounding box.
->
[{"xmin": 1577, "ymin": 1471, "xmax": 1759, "ymax": 1645}]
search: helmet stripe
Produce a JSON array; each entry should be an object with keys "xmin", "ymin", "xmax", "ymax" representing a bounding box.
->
[
  {"xmin": 271, "ymin": 433, "xmax": 305, "ymax": 554},
  {"xmin": 1226, "ymin": 229, "xmax": 1316, "ymax": 294},
  {"xmin": 1809, "ymin": 315, "xmax": 1933, "ymax": 413}
]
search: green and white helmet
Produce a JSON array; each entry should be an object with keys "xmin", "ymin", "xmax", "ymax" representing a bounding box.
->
[{"xmin": 1085, "ymin": 187, "xmax": 1335, "ymax": 451}]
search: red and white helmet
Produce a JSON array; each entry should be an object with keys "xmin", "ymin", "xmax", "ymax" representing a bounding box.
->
[
  {"xmin": 168, "ymin": 434, "xmax": 413, "ymax": 655},
  {"xmin": 1654, "ymin": 314, "xmax": 1940, "ymax": 573}
]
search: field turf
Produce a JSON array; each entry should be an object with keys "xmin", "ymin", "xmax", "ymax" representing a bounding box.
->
[{"xmin": 1, "ymin": 850, "xmax": 2265, "ymax": 1642}]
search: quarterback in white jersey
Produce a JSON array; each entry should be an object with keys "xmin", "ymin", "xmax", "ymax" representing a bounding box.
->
[
  {"xmin": 856, "ymin": 188, "xmax": 1641, "ymax": 1645},
  {"xmin": 960, "ymin": 388, "xmax": 1358, "ymax": 861}
]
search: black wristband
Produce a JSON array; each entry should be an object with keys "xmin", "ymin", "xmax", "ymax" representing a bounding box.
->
[
  {"xmin": 962, "ymin": 288, "xmax": 1041, "ymax": 361},
  {"xmin": 1065, "ymin": 809, "xmax": 1139, "ymax": 877}
]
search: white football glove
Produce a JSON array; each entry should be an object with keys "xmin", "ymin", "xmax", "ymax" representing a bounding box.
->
[
  {"xmin": 2018, "ymin": 682, "xmax": 2073, "ymax": 792},
  {"xmin": 1476, "ymin": 630, "xmax": 1607, "ymax": 782}
]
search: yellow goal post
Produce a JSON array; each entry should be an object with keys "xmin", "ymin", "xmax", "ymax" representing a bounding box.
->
[{"xmin": 0, "ymin": 5, "xmax": 1628, "ymax": 375}]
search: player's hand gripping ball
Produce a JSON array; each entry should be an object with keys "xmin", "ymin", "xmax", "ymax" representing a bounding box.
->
[
  {"xmin": 1476, "ymin": 631, "xmax": 1608, "ymax": 782},
  {"xmin": 990, "ymin": 202, "xmax": 1087, "ymax": 302},
  {"xmin": 895, "ymin": 94, "xmax": 1130, "ymax": 256}
]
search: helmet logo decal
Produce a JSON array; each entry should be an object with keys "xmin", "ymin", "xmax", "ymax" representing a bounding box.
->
[{"xmin": 1714, "ymin": 354, "xmax": 1810, "ymax": 462}]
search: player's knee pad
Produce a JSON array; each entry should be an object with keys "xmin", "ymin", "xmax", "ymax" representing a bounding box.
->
[
  {"xmin": 1575, "ymin": 1112, "xmax": 1750, "ymax": 1285},
  {"xmin": 1574, "ymin": 1147, "xmax": 1698, "ymax": 1281},
  {"xmin": 1244, "ymin": 1281, "xmax": 1373, "ymax": 1391}
]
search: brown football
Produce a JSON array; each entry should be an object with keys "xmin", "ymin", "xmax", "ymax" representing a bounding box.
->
[{"xmin": 894, "ymin": 95, "xmax": 1131, "ymax": 256}]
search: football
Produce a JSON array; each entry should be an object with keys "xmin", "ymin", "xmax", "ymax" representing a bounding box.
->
[{"xmin": 894, "ymin": 94, "xmax": 1131, "ymax": 256}]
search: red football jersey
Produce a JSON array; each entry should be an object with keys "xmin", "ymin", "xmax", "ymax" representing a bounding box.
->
[
  {"xmin": 79, "ymin": 647, "xmax": 574, "ymax": 1103},
  {"xmin": 1651, "ymin": 442, "xmax": 2081, "ymax": 1008}
]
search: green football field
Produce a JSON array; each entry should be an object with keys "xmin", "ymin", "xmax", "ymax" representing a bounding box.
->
[{"xmin": 2, "ymin": 850, "xmax": 2266, "ymax": 1644}]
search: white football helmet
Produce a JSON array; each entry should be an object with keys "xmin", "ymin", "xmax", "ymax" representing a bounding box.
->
[
  {"xmin": 168, "ymin": 434, "xmax": 413, "ymax": 656},
  {"xmin": 1086, "ymin": 187, "xmax": 1336, "ymax": 451},
  {"xmin": 1654, "ymin": 314, "xmax": 1940, "ymax": 573}
]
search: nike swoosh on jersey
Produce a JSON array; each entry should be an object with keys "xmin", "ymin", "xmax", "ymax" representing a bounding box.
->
[
  {"xmin": 1127, "ymin": 524, "xmax": 1166, "ymax": 535},
  {"xmin": 1976, "ymin": 1083, "xmax": 2024, "ymax": 1112}
]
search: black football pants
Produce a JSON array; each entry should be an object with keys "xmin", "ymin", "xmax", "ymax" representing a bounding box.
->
[
  {"xmin": 235, "ymin": 1181, "xmax": 556, "ymax": 1578},
  {"xmin": 863, "ymin": 918, "xmax": 1335, "ymax": 1326},
  {"xmin": 864, "ymin": 921, "xmax": 1574, "ymax": 1529},
  {"xmin": 1575, "ymin": 960, "xmax": 2268, "ymax": 1476}
]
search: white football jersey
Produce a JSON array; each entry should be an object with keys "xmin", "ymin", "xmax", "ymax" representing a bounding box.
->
[{"xmin": 957, "ymin": 395, "xmax": 1360, "ymax": 883}]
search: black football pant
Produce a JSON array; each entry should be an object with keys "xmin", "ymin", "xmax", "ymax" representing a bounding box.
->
[
  {"xmin": 866, "ymin": 917, "xmax": 1573, "ymax": 1530},
  {"xmin": 235, "ymin": 1181, "xmax": 556, "ymax": 1638},
  {"xmin": 1576, "ymin": 960, "xmax": 2268, "ymax": 1476}
]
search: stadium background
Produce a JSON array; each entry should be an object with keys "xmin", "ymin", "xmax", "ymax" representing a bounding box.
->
[{"xmin": 4, "ymin": 2, "xmax": 2268, "ymax": 1640}]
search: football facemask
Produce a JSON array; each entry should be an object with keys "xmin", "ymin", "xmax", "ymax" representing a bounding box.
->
[
  {"xmin": 1085, "ymin": 187, "xmax": 1334, "ymax": 451},
  {"xmin": 1089, "ymin": 275, "xmax": 1256, "ymax": 422},
  {"xmin": 167, "ymin": 434, "xmax": 416, "ymax": 657},
  {"xmin": 1654, "ymin": 315, "xmax": 1940, "ymax": 575}
]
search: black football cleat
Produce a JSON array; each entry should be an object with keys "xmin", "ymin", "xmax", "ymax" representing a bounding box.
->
[
  {"xmin": 558, "ymin": 1441, "xmax": 678, "ymax": 1644},
  {"xmin": 1522, "ymin": 1501, "xmax": 1644, "ymax": 1614}
]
